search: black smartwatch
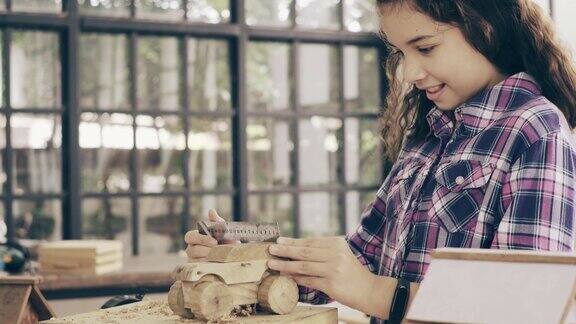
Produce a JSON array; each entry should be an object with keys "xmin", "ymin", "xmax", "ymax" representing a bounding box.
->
[{"xmin": 386, "ymin": 278, "xmax": 410, "ymax": 324}]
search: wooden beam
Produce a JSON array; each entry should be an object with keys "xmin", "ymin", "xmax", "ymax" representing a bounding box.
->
[
  {"xmin": 172, "ymin": 260, "xmax": 269, "ymax": 285},
  {"xmin": 206, "ymin": 243, "xmax": 274, "ymax": 263}
]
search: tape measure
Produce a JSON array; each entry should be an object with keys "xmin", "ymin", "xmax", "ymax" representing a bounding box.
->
[{"xmin": 198, "ymin": 221, "xmax": 280, "ymax": 243}]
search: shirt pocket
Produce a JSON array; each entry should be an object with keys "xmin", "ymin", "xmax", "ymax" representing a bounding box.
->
[
  {"xmin": 386, "ymin": 160, "xmax": 424, "ymax": 217},
  {"xmin": 428, "ymin": 160, "xmax": 495, "ymax": 232}
]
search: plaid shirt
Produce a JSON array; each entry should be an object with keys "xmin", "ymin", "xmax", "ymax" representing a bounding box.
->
[{"xmin": 299, "ymin": 72, "xmax": 576, "ymax": 310}]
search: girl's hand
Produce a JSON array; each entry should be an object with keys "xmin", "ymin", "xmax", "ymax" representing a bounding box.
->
[
  {"xmin": 184, "ymin": 209, "xmax": 236, "ymax": 262},
  {"xmin": 267, "ymin": 237, "xmax": 380, "ymax": 314}
]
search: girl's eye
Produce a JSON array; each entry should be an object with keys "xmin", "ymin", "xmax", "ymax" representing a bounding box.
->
[{"xmin": 418, "ymin": 46, "xmax": 436, "ymax": 54}]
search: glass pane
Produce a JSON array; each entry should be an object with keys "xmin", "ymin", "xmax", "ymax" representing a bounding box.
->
[
  {"xmin": 80, "ymin": 113, "xmax": 133, "ymax": 193},
  {"xmin": 299, "ymin": 192, "xmax": 341, "ymax": 237},
  {"xmin": 247, "ymin": 42, "xmax": 292, "ymax": 112},
  {"xmin": 12, "ymin": 114, "xmax": 61, "ymax": 194},
  {"xmin": 532, "ymin": 0, "xmax": 551, "ymax": 15},
  {"xmin": 189, "ymin": 117, "xmax": 232, "ymax": 190},
  {"xmin": 344, "ymin": 0, "xmax": 377, "ymax": 32},
  {"xmin": 0, "ymin": 1, "xmax": 5, "ymax": 11},
  {"xmin": 12, "ymin": 0, "xmax": 61, "ymax": 13},
  {"xmin": 345, "ymin": 118, "xmax": 381, "ymax": 185},
  {"xmin": 246, "ymin": 0, "xmax": 292, "ymax": 27},
  {"xmin": 299, "ymin": 44, "xmax": 339, "ymax": 112},
  {"xmin": 11, "ymin": 31, "xmax": 61, "ymax": 109},
  {"xmin": 296, "ymin": 0, "xmax": 340, "ymax": 30},
  {"xmin": 188, "ymin": 39, "xmax": 231, "ymax": 111},
  {"xmin": 0, "ymin": 115, "xmax": 5, "ymax": 194},
  {"xmin": 14, "ymin": 199, "xmax": 61, "ymax": 241},
  {"xmin": 187, "ymin": 0, "xmax": 230, "ymax": 23},
  {"xmin": 0, "ymin": 203, "xmax": 5, "ymax": 244},
  {"xmin": 140, "ymin": 197, "xmax": 185, "ymax": 255},
  {"xmin": 247, "ymin": 118, "xmax": 293, "ymax": 189},
  {"xmin": 78, "ymin": 0, "xmax": 131, "ymax": 17},
  {"xmin": 0, "ymin": 32, "xmax": 3, "ymax": 108},
  {"xmin": 80, "ymin": 33, "xmax": 130, "ymax": 111},
  {"xmin": 345, "ymin": 190, "xmax": 375, "ymax": 233},
  {"xmin": 554, "ymin": 0, "xmax": 576, "ymax": 56},
  {"xmin": 136, "ymin": 0, "xmax": 184, "ymax": 21},
  {"xmin": 189, "ymin": 195, "xmax": 232, "ymax": 229},
  {"xmin": 249, "ymin": 193, "xmax": 294, "ymax": 237},
  {"xmin": 299, "ymin": 117, "xmax": 342, "ymax": 185},
  {"xmin": 137, "ymin": 37, "xmax": 181, "ymax": 112},
  {"xmin": 83, "ymin": 197, "xmax": 132, "ymax": 257},
  {"xmin": 137, "ymin": 115, "xmax": 185, "ymax": 193},
  {"xmin": 344, "ymin": 46, "xmax": 380, "ymax": 112}
]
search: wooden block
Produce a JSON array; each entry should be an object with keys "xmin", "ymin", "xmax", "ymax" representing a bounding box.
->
[
  {"xmin": 0, "ymin": 284, "xmax": 31, "ymax": 324},
  {"xmin": 406, "ymin": 248, "xmax": 576, "ymax": 324},
  {"xmin": 38, "ymin": 240, "xmax": 122, "ymax": 257},
  {"xmin": 206, "ymin": 243, "xmax": 274, "ymax": 263},
  {"xmin": 41, "ymin": 300, "xmax": 338, "ymax": 324},
  {"xmin": 172, "ymin": 260, "xmax": 268, "ymax": 285},
  {"xmin": 39, "ymin": 251, "xmax": 122, "ymax": 267},
  {"xmin": 40, "ymin": 261, "xmax": 123, "ymax": 275},
  {"xmin": 1, "ymin": 276, "xmax": 55, "ymax": 324},
  {"xmin": 257, "ymin": 275, "xmax": 298, "ymax": 315},
  {"xmin": 182, "ymin": 279, "xmax": 258, "ymax": 307}
]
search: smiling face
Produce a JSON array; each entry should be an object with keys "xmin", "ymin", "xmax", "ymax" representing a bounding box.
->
[{"xmin": 379, "ymin": 3, "xmax": 506, "ymax": 110}]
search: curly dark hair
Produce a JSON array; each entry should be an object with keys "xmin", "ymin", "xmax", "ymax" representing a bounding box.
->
[{"xmin": 377, "ymin": 0, "xmax": 576, "ymax": 160}]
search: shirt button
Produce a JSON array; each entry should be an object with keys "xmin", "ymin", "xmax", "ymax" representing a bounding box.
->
[{"xmin": 455, "ymin": 176, "xmax": 465, "ymax": 185}]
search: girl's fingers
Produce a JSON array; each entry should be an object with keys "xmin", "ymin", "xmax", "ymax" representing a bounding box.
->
[
  {"xmin": 208, "ymin": 209, "xmax": 225, "ymax": 222},
  {"xmin": 267, "ymin": 259, "xmax": 328, "ymax": 277},
  {"xmin": 269, "ymin": 244, "xmax": 330, "ymax": 262},
  {"xmin": 185, "ymin": 245, "xmax": 212, "ymax": 259},
  {"xmin": 184, "ymin": 230, "xmax": 217, "ymax": 246}
]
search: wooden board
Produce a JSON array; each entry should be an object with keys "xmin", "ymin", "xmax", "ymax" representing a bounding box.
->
[
  {"xmin": 0, "ymin": 284, "xmax": 31, "ymax": 324},
  {"xmin": 207, "ymin": 243, "xmax": 274, "ymax": 263},
  {"xmin": 41, "ymin": 299, "xmax": 338, "ymax": 324},
  {"xmin": 40, "ymin": 261, "xmax": 123, "ymax": 275},
  {"xmin": 39, "ymin": 251, "xmax": 122, "ymax": 266},
  {"xmin": 38, "ymin": 240, "xmax": 122, "ymax": 257},
  {"xmin": 406, "ymin": 248, "xmax": 576, "ymax": 324},
  {"xmin": 173, "ymin": 260, "xmax": 268, "ymax": 285}
]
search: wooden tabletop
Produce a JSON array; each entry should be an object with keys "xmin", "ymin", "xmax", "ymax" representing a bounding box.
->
[{"xmin": 39, "ymin": 254, "xmax": 187, "ymax": 299}]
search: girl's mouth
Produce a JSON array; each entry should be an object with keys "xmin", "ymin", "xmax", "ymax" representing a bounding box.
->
[{"xmin": 426, "ymin": 84, "xmax": 446, "ymax": 101}]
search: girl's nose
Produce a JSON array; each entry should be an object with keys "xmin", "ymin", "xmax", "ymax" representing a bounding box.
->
[{"xmin": 402, "ymin": 56, "xmax": 427, "ymax": 85}]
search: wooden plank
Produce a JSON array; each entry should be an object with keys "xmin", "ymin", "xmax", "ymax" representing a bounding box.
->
[
  {"xmin": 172, "ymin": 260, "xmax": 268, "ymax": 285},
  {"xmin": 38, "ymin": 240, "xmax": 122, "ymax": 257},
  {"xmin": 29, "ymin": 285, "xmax": 56, "ymax": 320},
  {"xmin": 40, "ymin": 261, "xmax": 123, "ymax": 275},
  {"xmin": 0, "ymin": 284, "xmax": 31, "ymax": 324},
  {"xmin": 41, "ymin": 300, "xmax": 338, "ymax": 324},
  {"xmin": 432, "ymin": 248, "xmax": 576, "ymax": 264},
  {"xmin": 39, "ymin": 251, "xmax": 122, "ymax": 267},
  {"xmin": 0, "ymin": 276, "xmax": 38, "ymax": 285},
  {"xmin": 406, "ymin": 256, "xmax": 576, "ymax": 323},
  {"xmin": 207, "ymin": 243, "xmax": 274, "ymax": 262}
]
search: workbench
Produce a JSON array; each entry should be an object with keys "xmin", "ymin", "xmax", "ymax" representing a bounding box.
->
[{"xmin": 39, "ymin": 254, "xmax": 187, "ymax": 299}]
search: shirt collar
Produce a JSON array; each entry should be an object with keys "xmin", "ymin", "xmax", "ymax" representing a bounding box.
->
[{"xmin": 425, "ymin": 72, "xmax": 542, "ymax": 138}]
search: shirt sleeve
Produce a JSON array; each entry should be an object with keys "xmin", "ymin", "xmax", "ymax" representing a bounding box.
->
[
  {"xmin": 492, "ymin": 131, "xmax": 576, "ymax": 251},
  {"xmin": 299, "ymin": 194, "xmax": 387, "ymax": 304}
]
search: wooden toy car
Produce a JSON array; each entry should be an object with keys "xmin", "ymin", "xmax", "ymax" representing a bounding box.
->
[{"xmin": 168, "ymin": 243, "xmax": 298, "ymax": 321}]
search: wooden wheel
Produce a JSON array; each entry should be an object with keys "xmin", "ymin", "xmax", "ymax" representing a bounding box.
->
[
  {"xmin": 187, "ymin": 280, "xmax": 234, "ymax": 321},
  {"xmin": 257, "ymin": 275, "xmax": 298, "ymax": 315},
  {"xmin": 167, "ymin": 281, "xmax": 193, "ymax": 318}
]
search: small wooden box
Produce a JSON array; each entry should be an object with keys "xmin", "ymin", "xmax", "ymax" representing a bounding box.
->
[{"xmin": 406, "ymin": 248, "xmax": 576, "ymax": 324}]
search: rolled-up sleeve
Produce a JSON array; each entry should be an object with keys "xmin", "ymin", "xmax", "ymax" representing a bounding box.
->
[{"xmin": 492, "ymin": 131, "xmax": 576, "ymax": 251}]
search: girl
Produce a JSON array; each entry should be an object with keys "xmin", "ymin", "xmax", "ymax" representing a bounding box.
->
[{"xmin": 185, "ymin": 0, "xmax": 576, "ymax": 322}]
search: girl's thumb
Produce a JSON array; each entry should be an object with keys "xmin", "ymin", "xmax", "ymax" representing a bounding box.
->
[{"xmin": 208, "ymin": 209, "xmax": 225, "ymax": 222}]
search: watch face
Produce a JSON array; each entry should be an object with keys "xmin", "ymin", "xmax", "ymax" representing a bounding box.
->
[{"xmin": 390, "ymin": 279, "xmax": 410, "ymax": 322}]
